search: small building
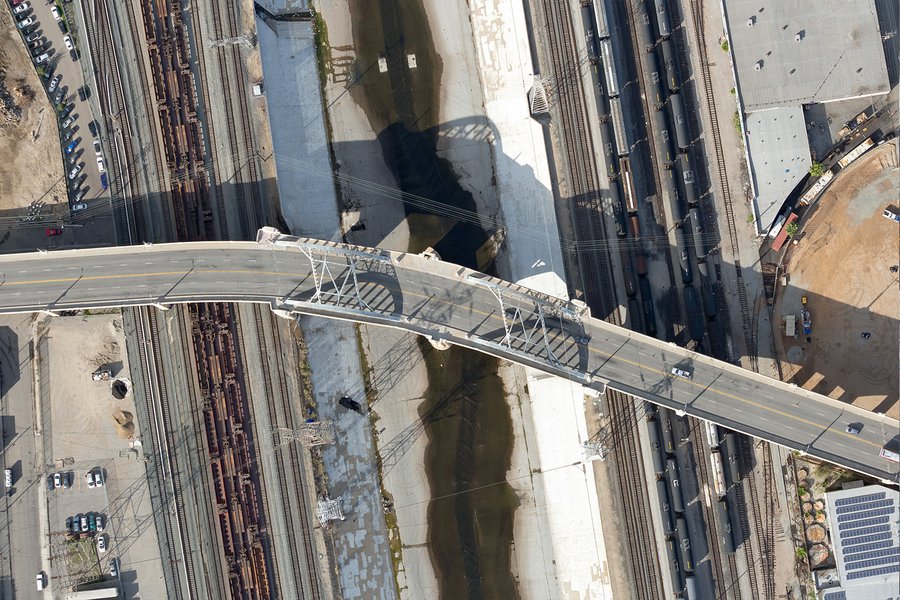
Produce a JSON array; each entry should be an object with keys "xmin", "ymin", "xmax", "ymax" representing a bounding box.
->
[{"xmin": 820, "ymin": 483, "xmax": 900, "ymax": 599}]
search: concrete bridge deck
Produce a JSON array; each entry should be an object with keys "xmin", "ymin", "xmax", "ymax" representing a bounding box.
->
[{"xmin": 1, "ymin": 229, "xmax": 896, "ymax": 482}]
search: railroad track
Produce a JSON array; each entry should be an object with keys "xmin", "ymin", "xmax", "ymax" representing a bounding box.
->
[
  {"xmin": 685, "ymin": 0, "xmax": 755, "ymax": 368},
  {"xmin": 135, "ymin": 307, "xmax": 197, "ymax": 600},
  {"xmin": 541, "ymin": 0, "xmax": 617, "ymax": 316},
  {"xmin": 80, "ymin": 0, "xmax": 142, "ymax": 242},
  {"xmin": 689, "ymin": 419, "xmax": 728, "ymax": 598},
  {"xmin": 197, "ymin": 0, "xmax": 265, "ymax": 238},
  {"xmin": 248, "ymin": 306, "xmax": 321, "ymax": 600},
  {"xmin": 741, "ymin": 437, "xmax": 775, "ymax": 599},
  {"xmin": 609, "ymin": 400, "xmax": 664, "ymax": 599},
  {"xmin": 728, "ymin": 438, "xmax": 760, "ymax": 599},
  {"xmin": 539, "ymin": 3, "xmax": 665, "ymax": 598}
]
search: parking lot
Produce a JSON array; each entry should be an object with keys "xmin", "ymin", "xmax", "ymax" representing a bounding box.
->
[
  {"xmin": 9, "ymin": 0, "xmax": 108, "ymax": 217},
  {"xmin": 38, "ymin": 314, "xmax": 166, "ymax": 598}
]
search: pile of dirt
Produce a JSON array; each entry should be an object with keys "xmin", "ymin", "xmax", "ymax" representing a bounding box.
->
[
  {"xmin": 0, "ymin": 69, "xmax": 24, "ymax": 124},
  {"xmin": 112, "ymin": 409, "xmax": 135, "ymax": 439}
]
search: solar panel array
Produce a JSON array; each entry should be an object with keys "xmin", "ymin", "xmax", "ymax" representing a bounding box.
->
[{"xmin": 833, "ymin": 490, "xmax": 900, "ymax": 583}]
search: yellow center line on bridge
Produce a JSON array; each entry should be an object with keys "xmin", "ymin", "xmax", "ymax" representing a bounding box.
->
[{"xmin": 0, "ymin": 265, "xmax": 887, "ymax": 454}]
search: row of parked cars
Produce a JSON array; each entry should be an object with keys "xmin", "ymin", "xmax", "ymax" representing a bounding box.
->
[
  {"xmin": 66, "ymin": 513, "xmax": 110, "ymax": 557},
  {"xmin": 66, "ymin": 511, "xmax": 105, "ymax": 535},
  {"xmin": 11, "ymin": 0, "xmax": 78, "ymax": 65},
  {"xmin": 46, "ymin": 468, "xmax": 104, "ymax": 490},
  {"xmin": 11, "ymin": 0, "xmax": 104, "ymax": 214}
]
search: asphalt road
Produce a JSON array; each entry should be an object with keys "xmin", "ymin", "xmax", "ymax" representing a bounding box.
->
[
  {"xmin": 0, "ymin": 231, "xmax": 896, "ymax": 482},
  {"xmin": 0, "ymin": 320, "xmax": 44, "ymax": 599}
]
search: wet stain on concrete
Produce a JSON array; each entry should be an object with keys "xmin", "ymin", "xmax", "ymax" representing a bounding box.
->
[
  {"xmin": 417, "ymin": 338, "xmax": 521, "ymax": 600},
  {"xmin": 347, "ymin": 0, "xmax": 492, "ymax": 269}
]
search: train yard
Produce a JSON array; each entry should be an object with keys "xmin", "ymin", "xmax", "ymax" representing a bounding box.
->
[
  {"xmin": 536, "ymin": 0, "xmax": 669, "ymax": 595},
  {"xmin": 70, "ymin": 0, "xmax": 325, "ymax": 598},
  {"xmin": 553, "ymin": 0, "xmax": 780, "ymax": 597},
  {"xmin": 2, "ymin": 0, "xmax": 874, "ymax": 597}
]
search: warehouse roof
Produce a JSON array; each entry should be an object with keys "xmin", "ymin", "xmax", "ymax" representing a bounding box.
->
[
  {"xmin": 724, "ymin": 0, "xmax": 889, "ymax": 112},
  {"xmin": 745, "ymin": 106, "xmax": 810, "ymax": 232},
  {"xmin": 821, "ymin": 484, "xmax": 900, "ymax": 600}
]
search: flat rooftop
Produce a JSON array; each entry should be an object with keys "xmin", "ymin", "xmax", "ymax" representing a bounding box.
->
[
  {"xmin": 724, "ymin": 0, "xmax": 889, "ymax": 112},
  {"xmin": 822, "ymin": 484, "xmax": 900, "ymax": 600},
  {"xmin": 745, "ymin": 106, "xmax": 810, "ymax": 231}
]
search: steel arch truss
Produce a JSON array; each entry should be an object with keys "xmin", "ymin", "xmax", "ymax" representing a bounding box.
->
[
  {"xmin": 470, "ymin": 275, "xmax": 587, "ymax": 368},
  {"xmin": 278, "ymin": 240, "xmax": 400, "ymax": 316}
]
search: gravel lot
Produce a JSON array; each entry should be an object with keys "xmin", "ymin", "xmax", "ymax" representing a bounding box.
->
[{"xmin": 774, "ymin": 141, "xmax": 899, "ymax": 419}]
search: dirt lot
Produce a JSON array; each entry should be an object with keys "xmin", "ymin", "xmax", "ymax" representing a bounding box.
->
[
  {"xmin": 0, "ymin": 8, "xmax": 65, "ymax": 212},
  {"xmin": 46, "ymin": 313, "xmax": 139, "ymax": 457},
  {"xmin": 774, "ymin": 141, "xmax": 899, "ymax": 419}
]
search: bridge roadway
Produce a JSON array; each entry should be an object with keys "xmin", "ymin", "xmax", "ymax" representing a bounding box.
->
[{"xmin": 1, "ymin": 229, "xmax": 897, "ymax": 482}]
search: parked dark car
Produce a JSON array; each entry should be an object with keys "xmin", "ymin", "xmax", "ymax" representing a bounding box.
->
[
  {"xmin": 58, "ymin": 20, "xmax": 68, "ymax": 34},
  {"xmin": 87, "ymin": 120, "xmax": 98, "ymax": 137}
]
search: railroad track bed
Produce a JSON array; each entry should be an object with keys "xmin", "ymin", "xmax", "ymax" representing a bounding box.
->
[
  {"xmin": 540, "ymin": 0, "xmax": 618, "ymax": 316},
  {"xmin": 683, "ymin": 0, "xmax": 755, "ymax": 367},
  {"xmin": 238, "ymin": 305, "xmax": 323, "ymax": 600},
  {"xmin": 192, "ymin": 0, "xmax": 266, "ymax": 239},
  {"xmin": 607, "ymin": 398, "xmax": 664, "ymax": 599},
  {"xmin": 79, "ymin": 0, "xmax": 146, "ymax": 240},
  {"xmin": 534, "ymin": 1, "xmax": 666, "ymax": 597}
]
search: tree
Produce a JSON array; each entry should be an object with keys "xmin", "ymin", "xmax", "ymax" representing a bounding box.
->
[
  {"xmin": 809, "ymin": 162, "xmax": 824, "ymax": 178},
  {"xmin": 786, "ymin": 222, "xmax": 799, "ymax": 238}
]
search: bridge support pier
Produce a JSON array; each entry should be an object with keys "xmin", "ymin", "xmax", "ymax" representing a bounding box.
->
[
  {"xmin": 151, "ymin": 303, "xmax": 172, "ymax": 312},
  {"xmin": 271, "ymin": 308, "xmax": 296, "ymax": 320},
  {"xmin": 585, "ymin": 381, "xmax": 607, "ymax": 397},
  {"xmin": 39, "ymin": 310, "xmax": 60, "ymax": 317},
  {"xmin": 425, "ymin": 335, "xmax": 451, "ymax": 351}
]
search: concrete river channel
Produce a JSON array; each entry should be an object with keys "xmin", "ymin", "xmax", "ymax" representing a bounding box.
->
[{"xmin": 346, "ymin": 0, "xmax": 521, "ymax": 596}]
